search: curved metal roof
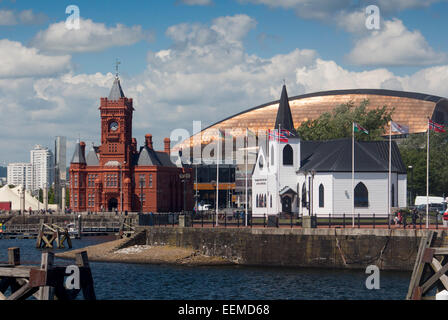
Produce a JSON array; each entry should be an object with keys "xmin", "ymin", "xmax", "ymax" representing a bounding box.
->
[{"xmin": 174, "ymin": 88, "xmax": 448, "ymax": 152}]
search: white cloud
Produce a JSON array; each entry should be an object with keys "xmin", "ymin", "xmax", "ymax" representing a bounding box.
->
[
  {"xmin": 347, "ymin": 19, "xmax": 447, "ymax": 66},
  {"xmin": 4, "ymin": 13, "xmax": 448, "ymax": 163},
  {"xmin": 0, "ymin": 39, "xmax": 71, "ymax": 78},
  {"xmin": 0, "ymin": 9, "xmax": 47, "ymax": 26},
  {"xmin": 239, "ymin": 0, "xmax": 445, "ymax": 19},
  {"xmin": 31, "ymin": 18, "xmax": 154, "ymax": 53}
]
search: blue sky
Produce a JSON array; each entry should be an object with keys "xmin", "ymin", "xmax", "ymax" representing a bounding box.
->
[{"xmin": 1, "ymin": 0, "xmax": 448, "ymax": 164}]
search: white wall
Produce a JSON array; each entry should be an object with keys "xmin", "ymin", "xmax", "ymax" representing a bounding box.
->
[{"xmin": 331, "ymin": 172, "xmax": 389, "ymax": 216}]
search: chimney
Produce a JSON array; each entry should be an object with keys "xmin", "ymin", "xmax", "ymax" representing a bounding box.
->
[
  {"xmin": 80, "ymin": 141, "xmax": 86, "ymax": 158},
  {"xmin": 164, "ymin": 138, "xmax": 171, "ymax": 154},
  {"xmin": 145, "ymin": 134, "xmax": 153, "ymax": 150}
]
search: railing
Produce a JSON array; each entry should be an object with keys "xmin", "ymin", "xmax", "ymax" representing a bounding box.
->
[{"xmin": 136, "ymin": 211, "xmax": 447, "ymax": 230}]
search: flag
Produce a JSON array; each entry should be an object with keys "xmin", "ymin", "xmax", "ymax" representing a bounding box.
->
[
  {"xmin": 391, "ymin": 121, "xmax": 409, "ymax": 134},
  {"xmin": 353, "ymin": 122, "xmax": 369, "ymax": 134},
  {"xmin": 429, "ymin": 119, "xmax": 446, "ymax": 133},
  {"xmin": 268, "ymin": 129, "xmax": 288, "ymax": 143}
]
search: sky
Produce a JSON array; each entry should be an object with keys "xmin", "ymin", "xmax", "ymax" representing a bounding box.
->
[{"xmin": 2, "ymin": 0, "xmax": 448, "ymax": 164}]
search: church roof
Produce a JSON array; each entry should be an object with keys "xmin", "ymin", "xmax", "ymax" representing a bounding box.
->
[
  {"xmin": 86, "ymin": 145, "xmax": 99, "ymax": 166},
  {"xmin": 108, "ymin": 77, "xmax": 125, "ymax": 100},
  {"xmin": 274, "ymin": 85, "xmax": 297, "ymax": 136},
  {"xmin": 299, "ymin": 139, "xmax": 406, "ymax": 173},
  {"xmin": 136, "ymin": 146, "xmax": 176, "ymax": 167},
  {"xmin": 70, "ymin": 141, "xmax": 86, "ymax": 164}
]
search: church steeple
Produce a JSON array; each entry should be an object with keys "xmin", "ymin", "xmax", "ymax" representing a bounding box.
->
[{"xmin": 274, "ymin": 85, "xmax": 297, "ymax": 136}]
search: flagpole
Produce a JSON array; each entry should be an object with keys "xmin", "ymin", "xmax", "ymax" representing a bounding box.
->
[
  {"xmin": 388, "ymin": 122, "xmax": 392, "ymax": 220},
  {"xmin": 216, "ymin": 130, "xmax": 220, "ymax": 227},
  {"xmin": 352, "ymin": 122, "xmax": 355, "ymax": 227},
  {"xmin": 245, "ymin": 128, "xmax": 248, "ymax": 227},
  {"xmin": 426, "ymin": 119, "xmax": 430, "ymax": 229},
  {"xmin": 266, "ymin": 129, "xmax": 269, "ymax": 217},
  {"xmin": 278, "ymin": 124, "xmax": 281, "ymax": 216}
]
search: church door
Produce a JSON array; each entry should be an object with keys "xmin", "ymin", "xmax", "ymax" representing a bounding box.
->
[
  {"xmin": 108, "ymin": 198, "xmax": 118, "ymax": 211},
  {"xmin": 282, "ymin": 196, "xmax": 292, "ymax": 213}
]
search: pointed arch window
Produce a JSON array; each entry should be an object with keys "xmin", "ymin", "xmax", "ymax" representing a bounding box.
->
[
  {"xmin": 319, "ymin": 184, "xmax": 324, "ymax": 208},
  {"xmin": 283, "ymin": 144, "xmax": 293, "ymax": 166},
  {"xmin": 301, "ymin": 182, "xmax": 307, "ymax": 207},
  {"xmin": 391, "ymin": 184, "xmax": 395, "ymax": 207},
  {"xmin": 354, "ymin": 182, "xmax": 369, "ymax": 208}
]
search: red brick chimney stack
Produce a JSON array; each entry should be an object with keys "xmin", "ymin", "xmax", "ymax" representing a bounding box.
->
[
  {"xmin": 145, "ymin": 134, "xmax": 153, "ymax": 150},
  {"xmin": 164, "ymin": 138, "xmax": 171, "ymax": 154},
  {"xmin": 80, "ymin": 141, "xmax": 86, "ymax": 158}
]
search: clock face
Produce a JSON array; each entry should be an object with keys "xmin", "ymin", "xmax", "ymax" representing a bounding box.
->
[{"xmin": 110, "ymin": 122, "xmax": 118, "ymax": 131}]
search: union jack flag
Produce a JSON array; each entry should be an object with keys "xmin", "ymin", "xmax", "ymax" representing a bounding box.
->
[
  {"xmin": 268, "ymin": 129, "xmax": 289, "ymax": 143},
  {"xmin": 429, "ymin": 119, "xmax": 446, "ymax": 133}
]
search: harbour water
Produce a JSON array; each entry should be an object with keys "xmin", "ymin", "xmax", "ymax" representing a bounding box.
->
[{"xmin": 0, "ymin": 237, "xmax": 410, "ymax": 300}]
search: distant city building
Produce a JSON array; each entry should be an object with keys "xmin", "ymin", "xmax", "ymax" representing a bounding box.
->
[
  {"xmin": 54, "ymin": 136, "xmax": 67, "ymax": 207},
  {"xmin": 251, "ymin": 85, "xmax": 408, "ymax": 217},
  {"xmin": 30, "ymin": 145, "xmax": 54, "ymax": 191},
  {"xmin": 7, "ymin": 163, "xmax": 33, "ymax": 190}
]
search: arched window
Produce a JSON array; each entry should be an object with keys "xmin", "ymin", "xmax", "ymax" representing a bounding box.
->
[
  {"xmin": 258, "ymin": 156, "xmax": 264, "ymax": 170},
  {"xmin": 354, "ymin": 182, "xmax": 369, "ymax": 207},
  {"xmin": 391, "ymin": 184, "xmax": 395, "ymax": 207},
  {"xmin": 256, "ymin": 195, "xmax": 259, "ymax": 208},
  {"xmin": 283, "ymin": 144, "xmax": 293, "ymax": 166},
  {"xmin": 319, "ymin": 184, "xmax": 324, "ymax": 208},
  {"xmin": 264, "ymin": 194, "xmax": 267, "ymax": 208},
  {"xmin": 301, "ymin": 182, "xmax": 307, "ymax": 207},
  {"xmin": 271, "ymin": 146, "xmax": 275, "ymax": 166},
  {"xmin": 270, "ymin": 195, "xmax": 272, "ymax": 208}
]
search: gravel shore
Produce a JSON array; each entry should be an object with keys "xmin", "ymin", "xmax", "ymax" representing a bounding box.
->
[{"xmin": 55, "ymin": 238, "xmax": 234, "ymax": 266}]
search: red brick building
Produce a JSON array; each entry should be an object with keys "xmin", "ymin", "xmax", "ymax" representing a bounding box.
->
[{"xmin": 69, "ymin": 76, "xmax": 193, "ymax": 213}]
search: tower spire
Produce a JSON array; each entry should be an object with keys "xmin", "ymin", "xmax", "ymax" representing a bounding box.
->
[
  {"xmin": 274, "ymin": 84, "xmax": 297, "ymax": 136},
  {"xmin": 115, "ymin": 59, "xmax": 121, "ymax": 79}
]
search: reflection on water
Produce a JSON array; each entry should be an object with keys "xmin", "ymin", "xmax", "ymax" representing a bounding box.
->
[{"xmin": 0, "ymin": 238, "xmax": 410, "ymax": 300}]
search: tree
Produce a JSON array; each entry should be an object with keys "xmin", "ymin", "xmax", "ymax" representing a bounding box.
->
[
  {"xmin": 399, "ymin": 131, "xmax": 448, "ymax": 198},
  {"xmin": 296, "ymin": 100, "xmax": 394, "ymax": 141}
]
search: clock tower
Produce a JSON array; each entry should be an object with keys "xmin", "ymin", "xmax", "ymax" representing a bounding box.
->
[{"xmin": 98, "ymin": 75, "xmax": 134, "ymax": 166}]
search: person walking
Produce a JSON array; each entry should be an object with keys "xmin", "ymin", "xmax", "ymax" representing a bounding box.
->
[
  {"xmin": 443, "ymin": 208, "xmax": 448, "ymax": 228},
  {"xmin": 412, "ymin": 208, "xmax": 418, "ymax": 229}
]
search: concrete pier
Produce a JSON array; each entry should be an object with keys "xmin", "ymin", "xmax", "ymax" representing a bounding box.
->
[{"xmin": 137, "ymin": 227, "xmax": 448, "ymax": 271}]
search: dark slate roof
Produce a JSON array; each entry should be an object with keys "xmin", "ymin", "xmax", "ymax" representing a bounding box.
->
[
  {"xmin": 274, "ymin": 85, "xmax": 297, "ymax": 136},
  {"xmin": 108, "ymin": 77, "xmax": 125, "ymax": 100},
  {"xmin": 299, "ymin": 139, "xmax": 406, "ymax": 173},
  {"xmin": 137, "ymin": 146, "xmax": 176, "ymax": 167},
  {"xmin": 86, "ymin": 146, "xmax": 99, "ymax": 166},
  {"xmin": 70, "ymin": 141, "xmax": 86, "ymax": 164}
]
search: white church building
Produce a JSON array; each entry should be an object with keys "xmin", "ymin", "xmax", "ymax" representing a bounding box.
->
[{"xmin": 252, "ymin": 85, "xmax": 407, "ymax": 217}]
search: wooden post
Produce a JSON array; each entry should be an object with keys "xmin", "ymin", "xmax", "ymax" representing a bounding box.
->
[
  {"xmin": 37, "ymin": 251, "xmax": 54, "ymax": 300},
  {"xmin": 75, "ymin": 251, "xmax": 96, "ymax": 300},
  {"xmin": 8, "ymin": 248, "xmax": 20, "ymax": 266}
]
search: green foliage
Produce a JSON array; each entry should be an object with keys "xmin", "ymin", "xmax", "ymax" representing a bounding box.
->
[
  {"xmin": 66, "ymin": 188, "xmax": 70, "ymax": 207},
  {"xmin": 399, "ymin": 132, "xmax": 448, "ymax": 198},
  {"xmin": 296, "ymin": 100, "xmax": 394, "ymax": 141},
  {"xmin": 48, "ymin": 186, "xmax": 55, "ymax": 204}
]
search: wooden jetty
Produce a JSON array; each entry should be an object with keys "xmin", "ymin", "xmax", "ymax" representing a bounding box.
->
[
  {"xmin": 0, "ymin": 247, "xmax": 95, "ymax": 300},
  {"xmin": 36, "ymin": 223, "xmax": 72, "ymax": 249},
  {"xmin": 406, "ymin": 231, "xmax": 448, "ymax": 300}
]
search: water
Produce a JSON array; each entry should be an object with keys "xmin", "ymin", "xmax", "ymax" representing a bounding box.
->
[{"xmin": 0, "ymin": 238, "xmax": 411, "ymax": 300}]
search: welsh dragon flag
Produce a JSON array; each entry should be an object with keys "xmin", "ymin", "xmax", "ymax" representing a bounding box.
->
[{"xmin": 353, "ymin": 122, "xmax": 369, "ymax": 134}]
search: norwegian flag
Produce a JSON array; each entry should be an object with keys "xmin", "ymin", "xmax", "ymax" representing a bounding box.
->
[
  {"xmin": 268, "ymin": 129, "xmax": 288, "ymax": 143},
  {"xmin": 429, "ymin": 119, "xmax": 446, "ymax": 133}
]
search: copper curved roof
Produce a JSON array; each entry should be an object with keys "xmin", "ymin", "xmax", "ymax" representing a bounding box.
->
[{"xmin": 174, "ymin": 89, "xmax": 448, "ymax": 151}]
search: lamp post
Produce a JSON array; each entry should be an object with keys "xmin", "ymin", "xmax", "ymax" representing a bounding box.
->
[
  {"xmin": 139, "ymin": 175, "xmax": 145, "ymax": 213},
  {"xmin": 310, "ymin": 170, "xmax": 316, "ymax": 216},
  {"xmin": 408, "ymin": 165, "xmax": 413, "ymax": 207},
  {"xmin": 179, "ymin": 172, "xmax": 191, "ymax": 214}
]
